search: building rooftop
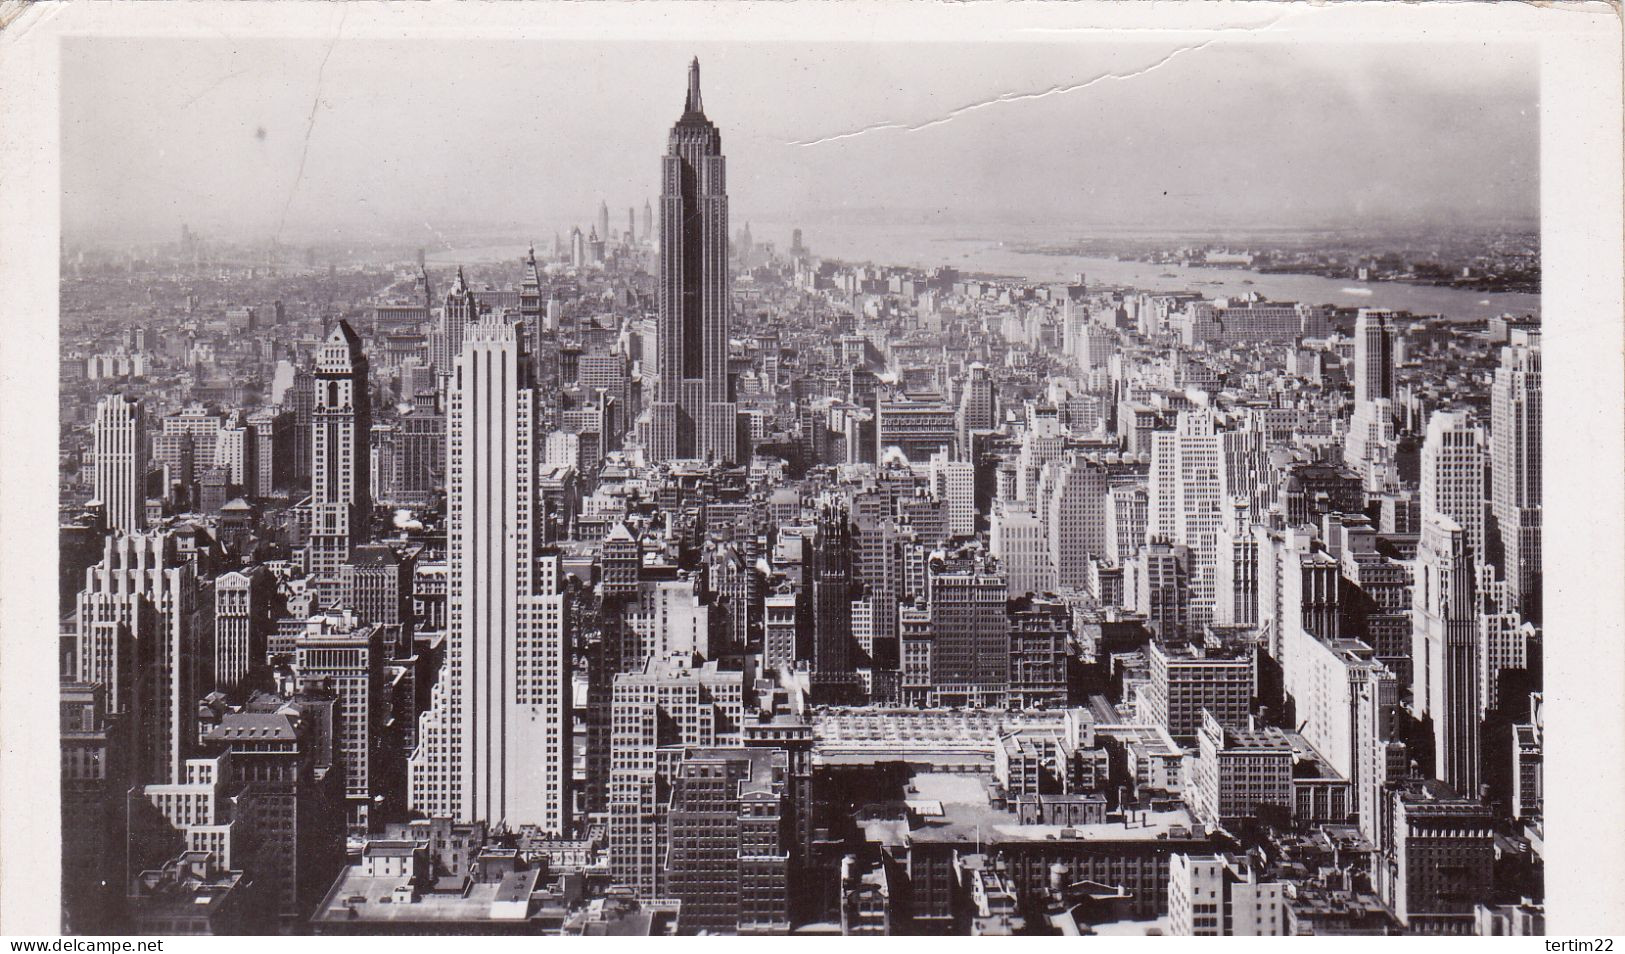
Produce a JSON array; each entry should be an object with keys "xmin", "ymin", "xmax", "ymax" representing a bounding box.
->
[
  {"xmin": 680, "ymin": 745, "xmax": 782, "ymax": 795},
  {"xmin": 312, "ymin": 866, "xmax": 549, "ymax": 926},
  {"xmin": 1096, "ymin": 723, "xmax": 1183, "ymax": 756},
  {"xmin": 564, "ymin": 894, "xmax": 680, "ymax": 937},
  {"xmin": 350, "ymin": 544, "xmax": 402, "ymax": 566},
  {"xmin": 129, "ymin": 852, "xmax": 242, "ymax": 919},
  {"xmin": 1220, "ymin": 724, "xmax": 1294, "ymax": 753},
  {"xmin": 201, "ymin": 712, "xmax": 299, "ymax": 743},
  {"xmin": 900, "ymin": 772, "xmax": 1204, "ymax": 846}
]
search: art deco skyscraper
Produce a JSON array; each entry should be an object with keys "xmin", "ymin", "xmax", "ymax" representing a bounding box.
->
[
  {"xmin": 1148, "ymin": 409, "xmax": 1225, "ymax": 631},
  {"xmin": 1490, "ymin": 330, "xmax": 1541, "ymax": 620},
  {"xmin": 409, "ymin": 314, "xmax": 570, "ymax": 833},
  {"xmin": 1412, "ymin": 514, "xmax": 1481, "ymax": 795},
  {"xmin": 307, "ymin": 321, "xmax": 371, "ymax": 601},
  {"xmin": 1420, "ymin": 409, "xmax": 1486, "ymax": 569},
  {"xmin": 430, "ymin": 266, "xmax": 477, "ymax": 381},
  {"xmin": 75, "ymin": 532, "xmax": 198, "ymax": 785},
  {"xmin": 1352, "ymin": 308, "xmax": 1397, "ymax": 406},
  {"xmin": 651, "ymin": 59, "xmax": 736, "ymax": 463},
  {"xmin": 93, "ymin": 394, "xmax": 145, "ymax": 532}
]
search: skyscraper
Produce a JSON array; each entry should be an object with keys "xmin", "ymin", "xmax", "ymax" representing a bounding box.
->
[
  {"xmin": 93, "ymin": 394, "xmax": 145, "ymax": 533},
  {"xmin": 431, "ymin": 266, "xmax": 477, "ymax": 381},
  {"xmin": 408, "ymin": 315, "xmax": 570, "ymax": 833},
  {"xmin": 666, "ymin": 748, "xmax": 792, "ymax": 933},
  {"xmin": 213, "ymin": 566, "xmax": 271, "ymax": 692},
  {"xmin": 929, "ymin": 452, "xmax": 976, "ymax": 537},
  {"xmin": 75, "ymin": 531, "xmax": 199, "ymax": 785},
  {"xmin": 926, "ymin": 549, "xmax": 1010, "ymax": 707},
  {"xmin": 1044, "ymin": 453, "xmax": 1108, "ymax": 589},
  {"xmin": 989, "ymin": 503, "xmax": 1051, "ymax": 596},
  {"xmin": 1346, "ymin": 309, "xmax": 1401, "ymax": 490},
  {"xmin": 290, "ymin": 367, "xmax": 315, "ymax": 491},
  {"xmin": 1412, "ymin": 514, "xmax": 1481, "ymax": 795},
  {"xmin": 1420, "ymin": 410, "xmax": 1486, "ymax": 570},
  {"xmin": 570, "ymin": 226, "xmax": 586, "ymax": 269},
  {"xmin": 810, "ymin": 504, "xmax": 857, "ymax": 700},
  {"xmin": 295, "ymin": 612, "xmax": 386, "ymax": 831},
  {"xmin": 597, "ymin": 199, "xmax": 610, "ymax": 246},
  {"xmin": 1381, "ymin": 781, "xmax": 1494, "ymax": 932},
  {"xmin": 1148, "ymin": 410, "xmax": 1225, "ymax": 631},
  {"xmin": 1490, "ymin": 330, "xmax": 1541, "ymax": 620},
  {"xmin": 609, "ymin": 656, "xmax": 745, "ymax": 899},
  {"xmin": 956, "ymin": 363, "xmax": 995, "ymax": 458},
  {"xmin": 651, "ymin": 59, "xmax": 736, "ymax": 463},
  {"xmin": 307, "ymin": 321, "xmax": 371, "ymax": 601},
  {"xmin": 1352, "ymin": 308, "xmax": 1397, "ymax": 406}
]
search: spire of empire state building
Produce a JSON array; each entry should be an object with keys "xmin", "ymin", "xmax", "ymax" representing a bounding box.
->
[
  {"xmin": 651, "ymin": 58, "xmax": 736, "ymax": 463},
  {"xmin": 686, "ymin": 56, "xmax": 703, "ymax": 114}
]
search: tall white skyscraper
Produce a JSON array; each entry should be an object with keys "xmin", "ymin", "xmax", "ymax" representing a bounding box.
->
[
  {"xmin": 1293, "ymin": 636, "xmax": 1398, "ymax": 846},
  {"xmin": 1412, "ymin": 514, "xmax": 1481, "ymax": 795},
  {"xmin": 928, "ymin": 451, "xmax": 975, "ymax": 538},
  {"xmin": 307, "ymin": 321, "xmax": 371, "ymax": 601},
  {"xmin": 93, "ymin": 394, "xmax": 145, "ymax": 532},
  {"xmin": 1014, "ymin": 404, "xmax": 1065, "ymax": 503},
  {"xmin": 1419, "ymin": 409, "xmax": 1486, "ymax": 570},
  {"xmin": 213, "ymin": 418, "xmax": 254, "ymax": 488},
  {"xmin": 1490, "ymin": 330, "xmax": 1541, "ymax": 620},
  {"xmin": 409, "ymin": 315, "xmax": 571, "ymax": 832},
  {"xmin": 1149, "ymin": 410, "xmax": 1225, "ymax": 631},
  {"xmin": 1043, "ymin": 453, "xmax": 1108, "ymax": 590},
  {"xmin": 989, "ymin": 502, "xmax": 1052, "ymax": 596}
]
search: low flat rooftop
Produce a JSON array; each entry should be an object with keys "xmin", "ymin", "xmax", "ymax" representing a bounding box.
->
[
  {"xmin": 903, "ymin": 773, "xmax": 1205, "ymax": 846},
  {"xmin": 1090, "ymin": 916, "xmax": 1170, "ymax": 936},
  {"xmin": 313, "ymin": 868, "xmax": 544, "ymax": 925}
]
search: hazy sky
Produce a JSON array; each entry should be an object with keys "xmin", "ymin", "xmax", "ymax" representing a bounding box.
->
[{"xmin": 62, "ymin": 37, "xmax": 1538, "ymax": 245}]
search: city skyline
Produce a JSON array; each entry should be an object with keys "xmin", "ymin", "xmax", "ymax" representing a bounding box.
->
[
  {"xmin": 24, "ymin": 16, "xmax": 1598, "ymax": 941},
  {"xmin": 62, "ymin": 38, "xmax": 1538, "ymax": 246}
]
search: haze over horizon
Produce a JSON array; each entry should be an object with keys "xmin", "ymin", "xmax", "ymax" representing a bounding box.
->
[{"xmin": 63, "ymin": 38, "xmax": 1539, "ymax": 248}]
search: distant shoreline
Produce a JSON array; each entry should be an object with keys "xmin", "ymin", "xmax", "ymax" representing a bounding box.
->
[
  {"xmin": 1012, "ymin": 246, "xmax": 1540, "ymax": 297},
  {"xmin": 424, "ymin": 233, "xmax": 1540, "ymax": 322}
]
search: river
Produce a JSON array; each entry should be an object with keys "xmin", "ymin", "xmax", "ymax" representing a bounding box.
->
[{"xmin": 427, "ymin": 228, "xmax": 1540, "ymax": 323}]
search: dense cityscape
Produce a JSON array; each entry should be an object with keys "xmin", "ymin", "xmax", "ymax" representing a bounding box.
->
[{"xmin": 58, "ymin": 60, "xmax": 1543, "ymax": 936}]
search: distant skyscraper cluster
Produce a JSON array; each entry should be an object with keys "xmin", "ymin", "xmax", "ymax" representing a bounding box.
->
[{"xmin": 54, "ymin": 58, "xmax": 1544, "ymax": 938}]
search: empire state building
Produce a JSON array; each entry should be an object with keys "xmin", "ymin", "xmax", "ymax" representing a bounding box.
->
[{"xmin": 651, "ymin": 58, "xmax": 737, "ymax": 463}]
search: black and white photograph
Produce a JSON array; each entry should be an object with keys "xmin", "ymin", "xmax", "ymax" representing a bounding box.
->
[{"xmin": 1, "ymin": 0, "xmax": 1622, "ymax": 942}]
